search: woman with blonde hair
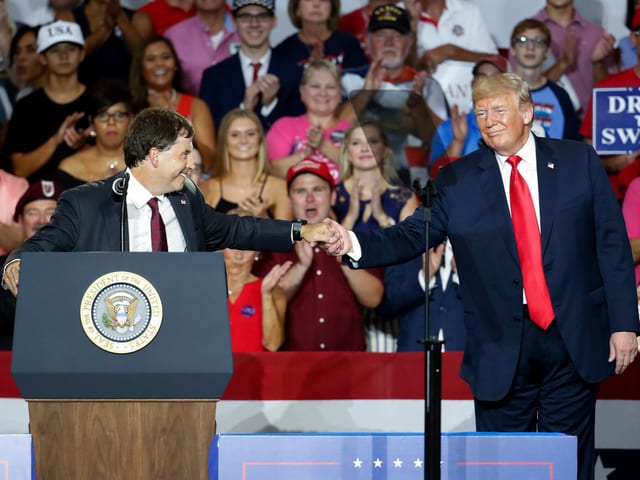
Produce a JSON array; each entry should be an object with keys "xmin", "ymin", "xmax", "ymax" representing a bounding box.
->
[
  {"xmin": 266, "ymin": 59, "xmax": 350, "ymax": 183},
  {"xmin": 201, "ymin": 108, "xmax": 291, "ymax": 220}
]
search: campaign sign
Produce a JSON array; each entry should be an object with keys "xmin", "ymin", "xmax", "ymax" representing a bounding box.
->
[
  {"xmin": 592, "ymin": 87, "xmax": 640, "ymax": 154},
  {"xmin": 210, "ymin": 432, "xmax": 576, "ymax": 479},
  {"xmin": 0, "ymin": 434, "xmax": 34, "ymax": 479}
]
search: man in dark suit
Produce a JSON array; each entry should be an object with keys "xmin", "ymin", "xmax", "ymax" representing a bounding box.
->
[
  {"xmin": 1, "ymin": 108, "xmax": 329, "ymax": 295},
  {"xmin": 198, "ymin": 0, "xmax": 305, "ymax": 132},
  {"xmin": 323, "ymin": 73, "xmax": 640, "ymax": 480}
]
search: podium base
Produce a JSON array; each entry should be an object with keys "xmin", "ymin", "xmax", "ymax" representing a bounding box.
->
[{"xmin": 28, "ymin": 399, "xmax": 217, "ymax": 480}]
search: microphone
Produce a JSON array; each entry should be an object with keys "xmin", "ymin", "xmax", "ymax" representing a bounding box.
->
[
  {"xmin": 117, "ymin": 173, "xmax": 130, "ymax": 251},
  {"xmin": 413, "ymin": 178, "xmax": 437, "ymax": 208}
]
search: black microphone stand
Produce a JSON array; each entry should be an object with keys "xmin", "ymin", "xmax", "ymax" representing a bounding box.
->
[{"xmin": 413, "ymin": 179, "xmax": 444, "ymax": 480}]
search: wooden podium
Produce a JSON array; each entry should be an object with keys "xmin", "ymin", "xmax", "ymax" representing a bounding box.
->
[{"xmin": 12, "ymin": 253, "xmax": 233, "ymax": 480}]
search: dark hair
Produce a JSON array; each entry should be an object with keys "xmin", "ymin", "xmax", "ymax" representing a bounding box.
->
[
  {"xmin": 288, "ymin": 0, "xmax": 341, "ymax": 30},
  {"xmin": 124, "ymin": 108, "xmax": 194, "ymax": 168},
  {"xmin": 129, "ymin": 35, "xmax": 184, "ymax": 112},
  {"xmin": 9, "ymin": 25, "xmax": 40, "ymax": 68},
  {"xmin": 86, "ymin": 78, "xmax": 133, "ymax": 119}
]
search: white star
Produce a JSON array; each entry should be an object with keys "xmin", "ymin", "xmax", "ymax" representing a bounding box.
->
[
  {"xmin": 414, "ymin": 458, "xmax": 423, "ymax": 468},
  {"xmin": 594, "ymin": 454, "xmax": 615, "ymax": 479},
  {"xmin": 394, "ymin": 457, "xmax": 403, "ymax": 468},
  {"xmin": 373, "ymin": 458, "xmax": 383, "ymax": 468},
  {"xmin": 353, "ymin": 458, "xmax": 363, "ymax": 468}
]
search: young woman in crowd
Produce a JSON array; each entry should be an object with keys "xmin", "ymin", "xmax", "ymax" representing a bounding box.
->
[
  {"xmin": 55, "ymin": 78, "xmax": 132, "ymax": 189},
  {"xmin": 129, "ymin": 35, "xmax": 216, "ymax": 172},
  {"xmin": 202, "ymin": 108, "xmax": 292, "ymax": 220}
]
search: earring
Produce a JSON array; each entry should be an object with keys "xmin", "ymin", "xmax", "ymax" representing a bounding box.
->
[{"xmin": 89, "ymin": 130, "xmax": 96, "ymax": 138}]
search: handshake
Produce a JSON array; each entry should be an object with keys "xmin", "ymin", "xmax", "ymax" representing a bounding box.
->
[{"xmin": 300, "ymin": 218, "xmax": 353, "ymax": 256}]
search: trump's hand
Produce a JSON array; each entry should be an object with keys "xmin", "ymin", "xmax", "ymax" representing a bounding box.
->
[
  {"xmin": 2, "ymin": 260, "xmax": 20, "ymax": 297},
  {"xmin": 609, "ymin": 331, "xmax": 638, "ymax": 374}
]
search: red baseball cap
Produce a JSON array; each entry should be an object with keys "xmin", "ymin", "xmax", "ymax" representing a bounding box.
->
[{"xmin": 286, "ymin": 159, "xmax": 335, "ymax": 188}]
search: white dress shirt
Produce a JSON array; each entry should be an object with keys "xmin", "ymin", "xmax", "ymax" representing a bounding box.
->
[
  {"xmin": 238, "ymin": 49, "xmax": 278, "ymax": 115},
  {"xmin": 126, "ymin": 172, "xmax": 187, "ymax": 252}
]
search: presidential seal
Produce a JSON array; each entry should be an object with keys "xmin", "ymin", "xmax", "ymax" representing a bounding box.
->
[{"xmin": 80, "ymin": 271, "xmax": 163, "ymax": 354}]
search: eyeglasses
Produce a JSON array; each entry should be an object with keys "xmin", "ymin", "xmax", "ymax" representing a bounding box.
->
[
  {"xmin": 512, "ymin": 36, "xmax": 548, "ymax": 48},
  {"xmin": 235, "ymin": 12, "xmax": 273, "ymax": 24},
  {"xmin": 633, "ymin": 29, "xmax": 640, "ymax": 37},
  {"xmin": 95, "ymin": 111, "xmax": 131, "ymax": 123}
]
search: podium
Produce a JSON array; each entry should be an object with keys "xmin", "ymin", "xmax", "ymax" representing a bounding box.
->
[{"xmin": 11, "ymin": 252, "xmax": 233, "ymax": 480}]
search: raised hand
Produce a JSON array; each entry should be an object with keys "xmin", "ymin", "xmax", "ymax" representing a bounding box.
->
[
  {"xmin": 258, "ymin": 73, "xmax": 280, "ymax": 106},
  {"xmin": 238, "ymin": 192, "xmax": 269, "ymax": 218},
  {"xmin": 261, "ymin": 260, "xmax": 293, "ymax": 294}
]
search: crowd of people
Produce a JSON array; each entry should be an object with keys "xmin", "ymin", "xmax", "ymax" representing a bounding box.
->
[{"xmin": 0, "ymin": 0, "xmax": 639, "ymax": 360}]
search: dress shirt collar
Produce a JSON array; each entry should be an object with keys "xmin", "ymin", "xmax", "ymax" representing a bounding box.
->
[
  {"xmin": 126, "ymin": 169, "xmax": 167, "ymax": 210},
  {"xmin": 494, "ymin": 131, "xmax": 537, "ymax": 172},
  {"xmin": 239, "ymin": 49, "xmax": 272, "ymax": 73}
]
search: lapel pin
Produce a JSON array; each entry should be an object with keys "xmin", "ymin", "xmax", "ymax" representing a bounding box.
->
[
  {"xmin": 180, "ymin": 199, "xmax": 187, "ymax": 205},
  {"xmin": 547, "ymin": 162, "xmax": 555, "ymax": 169}
]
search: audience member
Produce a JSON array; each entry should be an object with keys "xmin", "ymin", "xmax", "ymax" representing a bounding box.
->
[
  {"xmin": 129, "ymin": 35, "xmax": 217, "ymax": 172},
  {"xmin": 4, "ymin": 20, "xmax": 90, "ymax": 182},
  {"xmin": 273, "ymin": 0, "xmax": 367, "ymax": 73},
  {"xmin": 378, "ymin": 243, "xmax": 465, "ymax": 351},
  {"xmin": 622, "ymin": 176, "xmax": 640, "ymax": 286},
  {"xmin": 253, "ymin": 159, "xmax": 384, "ymax": 351},
  {"xmin": 620, "ymin": 0, "xmax": 640, "ymax": 71},
  {"xmin": 429, "ymin": 57, "xmax": 505, "ymax": 175},
  {"xmin": 199, "ymin": 0, "xmax": 305, "ymax": 132},
  {"xmin": 342, "ymin": 3, "xmax": 448, "ymax": 186},
  {"xmin": 415, "ymin": 0, "xmax": 498, "ymax": 111},
  {"xmin": 186, "ymin": 147, "xmax": 205, "ymax": 184},
  {"xmin": 63, "ymin": 0, "xmax": 142, "ymax": 85},
  {"xmin": 224, "ymin": 208, "xmax": 291, "ymax": 352},
  {"xmin": 6, "ymin": 26, "xmax": 46, "ymax": 102},
  {"xmin": 132, "ymin": 0, "xmax": 195, "ymax": 38},
  {"xmin": 201, "ymin": 108, "xmax": 292, "ymax": 219},
  {"xmin": 22, "ymin": 0, "xmax": 83, "ymax": 27},
  {"xmin": 266, "ymin": 59, "xmax": 350, "ymax": 182},
  {"xmin": 579, "ymin": 8, "xmax": 640, "ymax": 202},
  {"xmin": 337, "ymin": 0, "xmax": 394, "ymax": 58},
  {"xmin": 334, "ymin": 120, "xmax": 418, "ymax": 351},
  {"xmin": 0, "ymin": 169, "xmax": 28, "ymax": 255},
  {"xmin": 533, "ymin": 0, "xmax": 616, "ymax": 119},
  {"xmin": 55, "ymin": 78, "xmax": 132, "ymax": 189},
  {"xmin": 510, "ymin": 18, "xmax": 580, "ymax": 140},
  {"xmin": 0, "ymin": 179, "xmax": 62, "ymax": 350},
  {"xmin": 165, "ymin": 0, "xmax": 239, "ymax": 96}
]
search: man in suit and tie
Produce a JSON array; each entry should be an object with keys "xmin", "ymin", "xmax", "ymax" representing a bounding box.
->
[
  {"xmin": 322, "ymin": 73, "xmax": 640, "ymax": 480},
  {"xmin": 1, "ymin": 108, "xmax": 329, "ymax": 295},
  {"xmin": 198, "ymin": 0, "xmax": 305, "ymax": 132}
]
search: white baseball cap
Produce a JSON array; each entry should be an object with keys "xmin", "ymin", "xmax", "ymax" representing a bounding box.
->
[{"xmin": 37, "ymin": 20, "xmax": 85, "ymax": 54}]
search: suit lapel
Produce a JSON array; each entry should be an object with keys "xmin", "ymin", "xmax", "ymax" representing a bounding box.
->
[
  {"xmin": 535, "ymin": 138, "xmax": 558, "ymax": 256},
  {"xmin": 477, "ymin": 149, "xmax": 520, "ymax": 263},
  {"xmin": 168, "ymin": 193, "xmax": 196, "ymax": 251}
]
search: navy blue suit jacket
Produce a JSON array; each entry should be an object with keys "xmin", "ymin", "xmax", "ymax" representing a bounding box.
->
[
  {"xmin": 199, "ymin": 51, "xmax": 305, "ymax": 131},
  {"xmin": 6, "ymin": 174, "xmax": 293, "ymax": 258},
  {"xmin": 349, "ymin": 137, "xmax": 640, "ymax": 401}
]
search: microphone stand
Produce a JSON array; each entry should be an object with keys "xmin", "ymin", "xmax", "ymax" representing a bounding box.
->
[{"xmin": 413, "ymin": 179, "xmax": 444, "ymax": 480}]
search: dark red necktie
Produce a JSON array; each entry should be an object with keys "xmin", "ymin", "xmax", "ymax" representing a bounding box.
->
[
  {"xmin": 506, "ymin": 155, "xmax": 554, "ymax": 330},
  {"xmin": 250, "ymin": 62, "xmax": 261, "ymax": 84},
  {"xmin": 148, "ymin": 197, "xmax": 168, "ymax": 252}
]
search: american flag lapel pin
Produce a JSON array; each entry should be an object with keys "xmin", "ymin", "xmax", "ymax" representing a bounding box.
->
[{"xmin": 547, "ymin": 162, "xmax": 555, "ymax": 169}]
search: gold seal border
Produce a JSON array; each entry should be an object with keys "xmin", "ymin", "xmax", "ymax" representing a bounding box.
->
[{"xmin": 80, "ymin": 271, "xmax": 163, "ymax": 354}]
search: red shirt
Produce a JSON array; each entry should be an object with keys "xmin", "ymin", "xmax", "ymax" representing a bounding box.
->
[
  {"xmin": 228, "ymin": 278, "xmax": 267, "ymax": 352},
  {"xmin": 138, "ymin": 0, "xmax": 197, "ymax": 35},
  {"xmin": 580, "ymin": 68, "xmax": 640, "ymax": 200},
  {"xmin": 254, "ymin": 249, "xmax": 379, "ymax": 351}
]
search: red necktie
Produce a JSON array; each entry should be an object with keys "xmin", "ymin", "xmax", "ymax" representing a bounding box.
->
[
  {"xmin": 148, "ymin": 197, "xmax": 168, "ymax": 252},
  {"xmin": 250, "ymin": 62, "xmax": 261, "ymax": 84},
  {"xmin": 506, "ymin": 155, "xmax": 554, "ymax": 330}
]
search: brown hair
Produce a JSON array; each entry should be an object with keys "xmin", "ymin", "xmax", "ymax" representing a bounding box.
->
[
  {"xmin": 510, "ymin": 18, "xmax": 551, "ymax": 46},
  {"xmin": 288, "ymin": 0, "xmax": 341, "ymax": 30}
]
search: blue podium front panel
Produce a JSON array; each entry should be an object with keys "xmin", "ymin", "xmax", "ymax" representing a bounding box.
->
[{"xmin": 212, "ymin": 432, "xmax": 576, "ymax": 479}]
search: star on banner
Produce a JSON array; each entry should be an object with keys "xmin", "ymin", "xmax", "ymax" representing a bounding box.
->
[
  {"xmin": 414, "ymin": 458, "xmax": 423, "ymax": 468},
  {"xmin": 373, "ymin": 458, "xmax": 383, "ymax": 468},
  {"xmin": 393, "ymin": 458, "xmax": 403, "ymax": 468},
  {"xmin": 353, "ymin": 458, "xmax": 363, "ymax": 468}
]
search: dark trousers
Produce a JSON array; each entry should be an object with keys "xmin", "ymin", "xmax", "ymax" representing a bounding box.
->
[{"xmin": 474, "ymin": 312, "xmax": 598, "ymax": 480}]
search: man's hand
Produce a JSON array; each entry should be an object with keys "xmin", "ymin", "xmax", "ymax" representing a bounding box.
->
[
  {"xmin": 258, "ymin": 74, "xmax": 280, "ymax": 106},
  {"xmin": 321, "ymin": 218, "xmax": 352, "ymax": 256},
  {"xmin": 592, "ymin": 31, "xmax": 615, "ymax": 63},
  {"xmin": 2, "ymin": 260, "xmax": 21, "ymax": 297},
  {"xmin": 609, "ymin": 331, "xmax": 638, "ymax": 374}
]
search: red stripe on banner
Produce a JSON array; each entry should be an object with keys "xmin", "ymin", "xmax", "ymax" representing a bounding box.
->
[{"xmin": 1, "ymin": 351, "xmax": 639, "ymax": 400}]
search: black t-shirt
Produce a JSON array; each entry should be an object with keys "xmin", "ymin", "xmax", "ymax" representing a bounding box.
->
[{"xmin": 4, "ymin": 88, "xmax": 90, "ymax": 182}]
